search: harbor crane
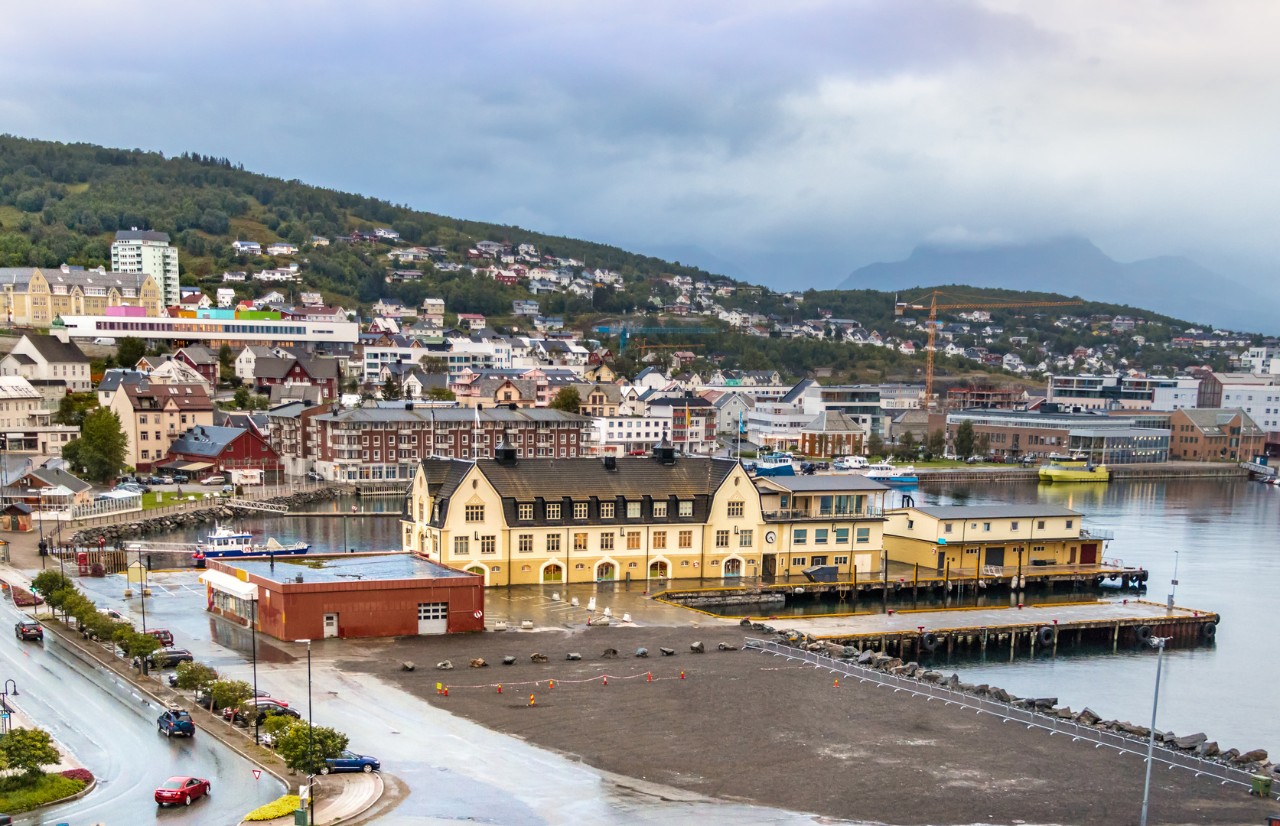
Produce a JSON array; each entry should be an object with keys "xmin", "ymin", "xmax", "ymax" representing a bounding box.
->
[{"xmin": 894, "ymin": 289, "xmax": 1084, "ymax": 410}]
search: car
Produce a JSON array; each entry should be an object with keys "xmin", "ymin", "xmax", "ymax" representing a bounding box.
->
[
  {"xmin": 157, "ymin": 708, "xmax": 195, "ymax": 737},
  {"xmin": 322, "ymin": 749, "xmax": 381, "ymax": 774},
  {"xmin": 146, "ymin": 475, "xmax": 166, "ymax": 486},
  {"xmin": 220, "ymin": 484, "xmax": 236, "ymax": 494},
  {"xmin": 92, "ymin": 336, "xmax": 117, "ymax": 346},
  {"xmin": 201, "ymin": 475, "xmax": 226, "ymax": 486},
  {"xmin": 159, "ymin": 475, "xmax": 175, "ymax": 485},
  {"xmin": 148, "ymin": 647, "xmax": 194, "ymax": 669},
  {"xmin": 154, "ymin": 775, "xmax": 210, "ymax": 807},
  {"xmin": 117, "ymin": 482, "xmax": 151, "ymax": 494},
  {"xmin": 306, "ymin": 470, "xmax": 324, "ymax": 482},
  {"xmin": 196, "ymin": 687, "xmax": 269, "ymax": 711},
  {"xmin": 225, "ymin": 698, "xmax": 299, "ymax": 727},
  {"xmin": 146, "ymin": 628, "xmax": 175, "ymax": 647},
  {"xmin": 14, "ymin": 620, "xmax": 42, "ymax": 642},
  {"xmin": 172, "ymin": 473, "xmax": 190, "ymax": 484}
]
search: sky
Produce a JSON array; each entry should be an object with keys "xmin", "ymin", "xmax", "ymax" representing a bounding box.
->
[{"xmin": 2, "ymin": 1, "xmax": 1277, "ymax": 292}]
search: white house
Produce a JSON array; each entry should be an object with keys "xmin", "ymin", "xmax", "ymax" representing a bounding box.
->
[
  {"xmin": 232, "ymin": 240, "xmax": 262, "ymax": 255},
  {"xmin": 266, "ymin": 242, "xmax": 298, "ymax": 256},
  {"xmin": 216, "ymin": 288, "xmax": 237, "ymax": 308}
]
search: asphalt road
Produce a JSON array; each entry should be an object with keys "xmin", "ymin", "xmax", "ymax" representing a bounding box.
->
[{"xmin": 0, "ymin": 598, "xmax": 285, "ymax": 825}]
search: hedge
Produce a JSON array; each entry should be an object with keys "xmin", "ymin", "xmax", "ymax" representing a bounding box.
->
[{"xmin": 244, "ymin": 793, "xmax": 301, "ymax": 821}]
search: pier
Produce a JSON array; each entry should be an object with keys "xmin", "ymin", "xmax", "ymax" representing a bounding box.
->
[{"xmin": 914, "ymin": 461, "xmax": 1249, "ymax": 485}]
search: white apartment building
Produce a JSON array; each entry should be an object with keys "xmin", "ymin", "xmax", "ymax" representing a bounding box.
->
[
  {"xmin": 590, "ymin": 415, "xmax": 670, "ymax": 456},
  {"xmin": 111, "ymin": 229, "xmax": 180, "ymax": 307},
  {"xmin": 1221, "ymin": 380, "xmax": 1280, "ymax": 431}
]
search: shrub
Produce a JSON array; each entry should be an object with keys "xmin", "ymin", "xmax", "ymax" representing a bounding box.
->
[
  {"xmin": 0, "ymin": 772, "xmax": 85, "ymax": 813},
  {"xmin": 59, "ymin": 768, "xmax": 93, "ymax": 783},
  {"xmin": 244, "ymin": 794, "xmax": 300, "ymax": 821},
  {"xmin": 11, "ymin": 587, "xmax": 43, "ymax": 607}
]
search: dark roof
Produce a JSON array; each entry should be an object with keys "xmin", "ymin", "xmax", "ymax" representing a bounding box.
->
[
  {"xmin": 168, "ymin": 425, "xmax": 251, "ymax": 457},
  {"xmin": 911, "ymin": 505, "xmax": 1081, "ymax": 520},
  {"xmin": 176, "ymin": 345, "xmax": 218, "ymax": 365},
  {"xmin": 98, "ymin": 369, "xmax": 148, "ymax": 393},
  {"xmin": 435, "ymin": 456, "xmax": 738, "ymax": 502},
  {"xmin": 780, "ymin": 379, "xmax": 815, "ymax": 404},
  {"xmin": 756, "ymin": 475, "xmax": 887, "ymax": 493},
  {"xmin": 22, "ymin": 335, "xmax": 87, "ymax": 364},
  {"xmin": 115, "ymin": 229, "xmax": 171, "ymax": 243},
  {"xmin": 120, "ymin": 382, "xmax": 213, "ymax": 411},
  {"xmin": 253, "ymin": 357, "xmax": 298, "ymax": 380},
  {"xmin": 646, "ymin": 395, "xmax": 714, "ymax": 409},
  {"xmin": 28, "ymin": 467, "xmax": 91, "ymax": 494},
  {"xmin": 4, "ymin": 354, "xmax": 34, "ymax": 366}
]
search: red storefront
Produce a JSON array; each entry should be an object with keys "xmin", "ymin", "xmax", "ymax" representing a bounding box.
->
[{"xmin": 203, "ymin": 553, "xmax": 484, "ymax": 640}]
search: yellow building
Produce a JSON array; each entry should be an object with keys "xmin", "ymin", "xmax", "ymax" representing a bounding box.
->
[
  {"xmin": 753, "ymin": 475, "xmax": 889, "ymax": 579},
  {"xmin": 883, "ymin": 505, "xmax": 1103, "ymax": 576},
  {"xmin": 401, "ymin": 443, "xmax": 892, "ymax": 587},
  {"xmin": 0, "ymin": 266, "xmax": 163, "ymax": 326}
]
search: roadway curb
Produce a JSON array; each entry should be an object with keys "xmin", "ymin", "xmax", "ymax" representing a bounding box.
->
[{"xmin": 236, "ymin": 772, "xmax": 388, "ymax": 826}]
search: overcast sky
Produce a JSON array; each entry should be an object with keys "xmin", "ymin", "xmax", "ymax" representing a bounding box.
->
[{"xmin": 3, "ymin": 1, "xmax": 1277, "ymax": 289}]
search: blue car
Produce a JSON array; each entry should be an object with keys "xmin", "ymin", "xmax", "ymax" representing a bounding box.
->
[
  {"xmin": 157, "ymin": 708, "xmax": 195, "ymax": 737},
  {"xmin": 321, "ymin": 750, "xmax": 380, "ymax": 774}
]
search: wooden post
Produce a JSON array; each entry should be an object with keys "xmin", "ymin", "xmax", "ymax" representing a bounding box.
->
[
  {"xmin": 1052, "ymin": 625, "xmax": 1059, "ymax": 657},
  {"xmin": 913, "ymin": 563, "xmax": 919, "ymax": 600},
  {"xmin": 947, "ymin": 633, "xmax": 954, "ymax": 658},
  {"xmin": 944, "ymin": 558, "xmax": 951, "ymax": 603},
  {"xmin": 1112, "ymin": 621, "xmax": 1120, "ymax": 653},
  {"xmin": 1009, "ymin": 629, "xmax": 1016, "ymax": 662}
]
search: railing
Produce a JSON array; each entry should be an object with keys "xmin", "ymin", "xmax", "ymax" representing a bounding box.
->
[
  {"xmin": 1082, "ymin": 528, "xmax": 1116, "ymax": 541},
  {"xmin": 69, "ymin": 495, "xmax": 143, "ymax": 519},
  {"xmin": 762, "ymin": 507, "xmax": 883, "ymax": 522},
  {"xmin": 744, "ymin": 638, "xmax": 1277, "ymax": 800}
]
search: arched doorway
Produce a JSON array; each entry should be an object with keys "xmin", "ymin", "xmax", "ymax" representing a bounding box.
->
[
  {"xmin": 596, "ymin": 561, "xmax": 616, "ymax": 581},
  {"xmin": 724, "ymin": 557, "xmax": 743, "ymax": 577},
  {"xmin": 542, "ymin": 563, "xmax": 564, "ymax": 582},
  {"xmin": 649, "ymin": 560, "xmax": 668, "ymax": 579},
  {"xmin": 465, "ymin": 564, "xmax": 488, "ymax": 586}
]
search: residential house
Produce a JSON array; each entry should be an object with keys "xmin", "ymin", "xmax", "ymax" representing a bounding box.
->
[
  {"xmin": 161, "ymin": 424, "xmax": 283, "ymax": 484},
  {"xmin": 96, "ymin": 369, "xmax": 148, "ymax": 407},
  {"xmin": 799, "ymin": 411, "xmax": 865, "ymax": 459},
  {"xmin": 108, "ymin": 382, "xmax": 215, "ymax": 471},
  {"xmin": 253, "ymin": 356, "xmax": 342, "ymax": 400},
  {"xmin": 266, "ymin": 242, "xmax": 298, "ymax": 256},
  {"xmin": 420, "ymin": 298, "xmax": 446, "ymax": 329},
  {"xmin": 216, "ymin": 288, "xmax": 237, "ymax": 308},
  {"xmin": 174, "ymin": 345, "xmax": 220, "ymax": 387},
  {"xmin": 0, "ymin": 334, "xmax": 92, "ymax": 393},
  {"xmin": 644, "ymin": 393, "xmax": 718, "ymax": 455},
  {"xmin": 232, "ymin": 240, "xmax": 262, "ymax": 255},
  {"xmin": 235, "ymin": 346, "xmax": 288, "ymax": 383}
]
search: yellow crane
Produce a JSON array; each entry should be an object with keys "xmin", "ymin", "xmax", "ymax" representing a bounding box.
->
[{"xmin": 894, "ymin": 289, "xmax": 1084, "ymax": 409}]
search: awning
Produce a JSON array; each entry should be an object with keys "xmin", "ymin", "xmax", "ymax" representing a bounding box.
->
[
  {"xmin": 165, "ymin": 461, "xmax": 214, "ymax": 472},
  {"xmin": 199, "ymin": 570, "xmax": 258, "ymax": 601}
]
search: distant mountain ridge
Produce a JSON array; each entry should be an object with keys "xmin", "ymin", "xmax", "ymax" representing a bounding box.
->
[{"xmin": 840, "ymin": 237, "xmax": 1271, "ymax": 332}]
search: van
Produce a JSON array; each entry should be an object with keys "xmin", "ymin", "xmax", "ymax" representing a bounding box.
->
[
  {"xmin": 147, "ymin": 628, "xmax": 174, "ymax": 647},
  {"xmin": 92, "ymin": 337, "xmax": 116, "ymax": 346},
  {"xmin": 833, "ymin": 456, "xmax": 869, "ymax": 471}
]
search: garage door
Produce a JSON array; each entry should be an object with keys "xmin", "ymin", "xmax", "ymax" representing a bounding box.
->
[{"xmin": 417, "ymin": 602, "xmax": 448, "ymax": 635}]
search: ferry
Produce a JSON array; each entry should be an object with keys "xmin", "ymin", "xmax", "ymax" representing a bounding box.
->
[
  {"xmin": 863, "ymin": 461, "xmax": 918, "ymax": 486},
  {"xmin": 1039, "ymin": 459, "xmax": 1110, "ymax": 483},
  {"xmin": 753, "ymin": 452, "xmax": 796, "ymax": 477},
  {"xmin": 195, "ymin": 525, "xmax": 310, "ymax": 560}
]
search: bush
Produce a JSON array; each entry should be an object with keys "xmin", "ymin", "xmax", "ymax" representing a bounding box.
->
[
  {"xmin": 0, "ymin": 772, "xmax": 86, "ymax": 813},
  {"xmin": 244, "ymin": 793, "xmax": 300, "ymax": 821},
  {"xmin": 59, "ymin": 768, "xmax": 93, "ymax": 783}
]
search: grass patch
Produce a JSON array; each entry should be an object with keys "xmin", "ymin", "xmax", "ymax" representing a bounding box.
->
[
  {"xmin": 279, "ymin": 557, "xmax": 327, "ymax": 569},
  {"xmin": 0, "ymin": 772, "xmax": 87, "ymax": 813},
  {"xmin": 245, "ymin": 793, "xmax": 300, "ymax": 821},
  {"xmin": 141, "ymin": 491, "xmax": 208, "ymax": 510}
]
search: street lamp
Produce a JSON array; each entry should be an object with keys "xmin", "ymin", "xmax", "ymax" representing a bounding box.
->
[
  {"xmin": 1, "ymin": 680, "xmax": 17, "ymax": 735},
  {"xmin": 250, "ymin": 598, "xmax": 259, "ymax": 745},
  {"xmin": 1167, "ymin": 549, "xmax": 1180, "ymax": 612},
  {"xmin": 295, "ymin": 638, "xmax": 314, "ymax": 825},
  {"xmin": 1138, "ymin": 635, "xmax": 1172, "ymax": 826}
]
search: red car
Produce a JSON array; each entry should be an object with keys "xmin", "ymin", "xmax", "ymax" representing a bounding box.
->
[{"xmin": 154, "ymin": 775, "xmax": 210, "ymax": 807}]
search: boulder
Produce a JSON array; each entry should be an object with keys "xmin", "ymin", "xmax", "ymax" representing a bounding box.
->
[
  {"xmin": 920, "ymin": 670, "xmax": 943, "ymax": 683},
  {"xmin": 1231, "ymin": 749, "xmax": 1268, "ymax": 765},
  {"xmin": 659, "ymin": 647, "xmax": 676, "ymax": 656},
  {"xmin": 1076, "ymin": 707, "xmax": 1101, "ymax": 726},
  {"xmin": 990, "ymin": 687, "xmax": 1013, "ymax": 703},
  {"xmin": 1055, "ymin": 707, "xmax": 1074, "ymax": 719},
  {"xmin": 824, "ymin": 642, "xmax": 845, "ymax": 657},
  {"xmin": 636, "ymin": 647, "xmax": 649, "ymax": 658},
  {"xmin": 470, "ymin": 658, "xmax": 488, "ymax": 668},
  {"xmin": 1199, "ymin": 741, "xmax": 1220, "ymax": 758},
  {"xmin": 973, "ymin": 684, "xmax": 991, "ymax": 697},
  {"xmin": 602, "ymin": 648, "xmax": 619, "ymax": 659},
  {"xmin": 857, "ymin": 649, "xmax": 875, "ymax": 665},
  {"xmin": 436, "ymin": 660, "xmax": 454, "ymax": 670},
  {"xmin": 1117, "ymin": 722, "xmax": 1150, "ymax": 738},
  {"xmin": 566, "ymin": 653, "xmax": 582, "ymax": 661},
  {"xmin": 502, "ymin": 656, "xmax": 517, "ymax": 665},
  {"xmin": 945, "ymin": 673, "xmax": 960, "ymax": 689},
  {"xmin": 889, "ymin": 665, "xmax": 910, "ymax": 676},
  {"xmin": 1032, "ymin": 697, "xmax": 1059, "ymax": 711},
  {"xmin": 717, "ymin": 642, "xmax": 739, "ymax": 652},
  {"xmin": 1173, "ymin": 733, "xmax": 1207, "ymax": 751},
  {"xmin": 400, "ymin": 661, "xmax": 415, "ymax": 672},
  {"xmin": 1219, "ymin": 748, "xmax": 1240, "ymax": 763},
  {"xmin": 690, "ymin": 641, "xmax": 705, "ymax": 654},
  {"xmin": 902, "ymin": 662, "xmax": 920, "ymax": 678},
  {"xmin": 530, "ymin": 653, "xmax": 549, "ymax": 664},
  {"xmin": 957, "ymin": 682, "xmax": 976, "ymax": 693}
]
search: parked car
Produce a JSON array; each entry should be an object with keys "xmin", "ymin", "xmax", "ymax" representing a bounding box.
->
[
  {"xmin": 225, "ymin": 697, "xmax": 299, "ymax": 727},
  {"xmin": 146, "ymin": 628, "xmax": 175, "ymax": 647},
  {"xmin": 147, "ymin": 648, "xmax": 194, "ymax": 669},
  {"xmin": 158, "ymin": 475, "xmax": 175, "ymax": 485},
  {"xmin": 145, "ymin": 475, "xmax": 167, "ymax": 486},
  {"xmin": 321, "ymin": 749, "xmax": 381, "ymax": 774},
  {"xmin": 306, "ymin": 470, "xmax": 324, "ymax": 482},
  {"xmin": 196, "ymin": 687, "xmax": 269, "ymax": 711},
  {"xmin": 116, "ymin": 482, "xmax": 151, "ymax": 494},
  {"xmin": 172, "ymin": 473, "xmax": 190, "ymax": 484},
  {"xmin": 220, "ymin": 484, "xmax": 236, "ymax": 495},
  {"xmin": 201, "ymin": 475, "xmax": 226, "ymax": 486},
  {"xmin": 157, "ymin": 708, "xmax": 195, "ymax": 737},
  {"xmin": 14, "ymin": 619, "xmax": 42, "ymax": 642},
  {"xmin": 154, "ymin": 775, "xmax": 210, "ymax": 807}
]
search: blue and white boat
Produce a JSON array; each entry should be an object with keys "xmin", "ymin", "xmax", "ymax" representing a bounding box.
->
[
  {"xmin": 863, "ymin": 461, "xmax": 918, "ymax": 486},
  {"xmin": 196, "ymin": 525, "xmax": 310, "ymax": 560},
  {"xmin": 753, "ymin": 452, "xmax": 796, "ymax": 477}
]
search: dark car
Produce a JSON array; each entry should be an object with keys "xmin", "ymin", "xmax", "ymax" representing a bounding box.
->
[
  {"xmin": 157, "ymin": 708, "xmax": 195, "ymax": 737},
  {"xmin": 148, "ymin": 648, "xmax": 194, "ymax": 669},
  {"xmin": 15, "ymin": 619, "xmax": 42, "ymax": 642},
  {"xmin": 154, "ymin": 775, "xmax": 210, "ymax": 807},
  {"xmin": 229, "ymin": 702, "xmax": 299, "ymax": 727},
  {"xmin": 321, "ymin": 749, "xmax": 381, "ymax": 774},
  {"xmin": 172, "ymin": 473, "xmax": 190, "ymax": 484},
  {"xmin": 146, "ymin": 475, "xmax": 166, "ymax": 486},
  {"xmin": 306, "ymin": 470, "xmax": 324, "ymax": 482}
]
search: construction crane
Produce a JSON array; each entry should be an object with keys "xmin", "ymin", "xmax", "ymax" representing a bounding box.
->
[{"xmin": 894, "ymin": 289, "xmax": 1084, "ymax": 409}]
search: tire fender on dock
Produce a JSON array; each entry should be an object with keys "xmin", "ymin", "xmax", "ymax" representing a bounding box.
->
[
  {"xmin": 921, "ymin": 632, "xmax": 940, "ymax": 652},
  {"xmin": 1202, "ymin": 621, "xmax": 1217, "ymax": 641},
  {"xmin": 1036, "ymin": 626, "xmax": 1054, "ymax": 647},
  {"xmin": 1135, "ymin": 624, "xmax": 1153, "ymax": 644}
]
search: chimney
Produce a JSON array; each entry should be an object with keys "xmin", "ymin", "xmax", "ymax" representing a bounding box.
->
[
  {"xmin": 602, "ymin": 455, "xmax": 617, "ymax": 471},
  {"xmin": 652, "ymin": 428, "xmax": 676, "ymax": 465},
  {"xmin": 494, "ymin": 430, "xmax": 518, "ymax": 465}
]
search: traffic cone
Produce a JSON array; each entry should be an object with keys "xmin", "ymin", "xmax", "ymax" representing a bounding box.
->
[
  {"xmin": 443, "ymin": 686, "xmax": 449, "ymax": 697},
  {"xmin": 497, "ymin": 684, "xmax": 503, "ymax": 694},
  {"xmin": 549, "ymin": 680, "xmax": 555, "ymax": 689},
  {"xmin": 602, "ymin": 676, "xmax": 608, "ymax": 686},
  {"xmin": 679, "ymin": 671, "xmax": 685, "ymax": 680},
  {"xmin": 834, "ymin": 678, "xmax": 840, "ymax": 688},
  {"xmin": 529, "ymin": 694, "xmax": 536, "ymax": 707},
  {"xmin": 646, "ymin": 671, "xmax": 652, "ymax": 682}
]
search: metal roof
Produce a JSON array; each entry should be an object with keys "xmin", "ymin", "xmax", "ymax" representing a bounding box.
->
[
  {"xmin": 756, "ymin": 475, "xmax": 888, "ymax": 493},
  {"xmin": 911, "ymin": 505, "xmax": 1082, "ymax": 520},
  {"xmin": 432, "ymin": 456, "xmax": 738, "ymax": 502}
]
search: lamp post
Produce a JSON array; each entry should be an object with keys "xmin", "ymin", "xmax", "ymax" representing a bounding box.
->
[
  {"xmin": 1167, "ymin": 549, "xmax": 1180, "ymax": 612},
  {"xmin": 296, "ymin": 638, "xmax": 314, "ymax": 825},
  {"xmin": 1138, "ymin": 636, "xmax": 1171, "ymax": 826},
  {"xmin": 250, "ymin": 597, "xmax": 259, "ymax": 744},
  {"xmin": 1, "ymin": 679, "xmax": 17, "ymax": 735}
]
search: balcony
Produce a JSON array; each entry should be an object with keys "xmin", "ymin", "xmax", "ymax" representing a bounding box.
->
[{"xmin": 763, "ymin": 506, "xmax": 883, "ymax": 522}]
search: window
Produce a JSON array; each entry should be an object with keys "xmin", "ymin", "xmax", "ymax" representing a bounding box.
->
[
  {"xmin": 678, "ymin": 500, "xmax": 693, "ymax": 517},
  {"xmin": 600, "ymin": 502, "xmax": 615, "ymax": 519},
  {"xmin": 480, "ymin": 535, "xmax": 496, "ymax": 554},
  {"xmin": 547, "ymin": 503, "xmax": 561, "ymax": 520},
  {"xmin": 1065, "ymin": 520, "xmax": 1073, "ymax": 529},
  {"xmin": 518, "ymin": 534, "xmax": 533, "ymax": 553},
  {"xmin": 546, "ymin": 534, "xmax": 561, "ymax": 552},
  {"xmin": 465, "ymin": 504, "xmax": 485, "ymax": 522},
  {"xmin": 727, "ymin": 501, "xmax": 744, "ymax": 518},
  {"xmin": 739, "ymin": 529, "xmax": 753, "ymax": 547},
  {"xmin": 715, "ymin": 530, "xmax": 730, "ymax": 548},
  {"xmin": 627, "ymin": 531, "xmax": 641, "ymax": 550},
  {"xmin": 835, "ymin": 528, "xmax": 849, "ymax": 544},
  {"xmin": 1010, "ymin": 521, "xmax": 1019, "ymax": 531},
  {"xmin": 793, "ymin": 529, "xmax": 807, "ymax": 545},
  {"xmin": 1037, "ymin": 520, "xmax": 1045, "ymax": 530},
  {"xmin": 906, "ymin": 519, "xmax": 914, "ymax": 530},
  {"xmin": 574, "ymin": 502, "xmax": 588, "ymax": 520},
  {"xmin": 982, "ymin": 522, "xmax": 991, "ymax": 532},
  {"xmin": 793, "ymin": 557, "xmax": 806, "ymax": 566},
  {"xmin": 518, "ymin": 504, "xmax": 533, "ymax": 521},
  {"xmin": 834, "ymin": 556, "xmax": 849, "ymax": 565},
  {"xmin": 453, "ymin": 536, "xmax": 469, "ymax": 555},
  {"xmin": 573, "ymin": 532, "xmax": 588, "ymax": 551},
  {"xmin": 653, "ymin": 530, "xmax": 667, "ymax": 549},
  {"xmin": 141, "ymin": 431, "xmax": 149, "ymax": 441},
  {"xmin": 678, "ymin": 530, "xmax": 693, "ymax": 548},
  {"xmin": 815, "ymin": 529, "xmax": 828, "ymax": 544},
  {"xmin": 653, "ymin": 502, "xmax": 668, "ymax": 518},
  {"xmin": 626, "ymin": 501, "xmax": 641, "ymax": 519},
  {"xmin": 600, "ymin": 532, "xmax": 614, "ymax": 550},
  {"xmin": 856, "ymin": 527, "xmax": 870, "ymax": 544}
]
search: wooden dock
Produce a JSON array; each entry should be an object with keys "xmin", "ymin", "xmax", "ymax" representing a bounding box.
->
[
  {"xmin": 915, "ymin": 461, "xmax": 1248, "ymax": 485},
  {"xmin": 746, "ymin": 599, "xmax": 1219, "ymax": 658}
]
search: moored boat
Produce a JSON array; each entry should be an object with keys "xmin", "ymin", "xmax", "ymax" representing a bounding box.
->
[
  {"xmin": 753, "ymin": 452, "xmax": 796, "ymax": 477},
  {"xmin": 863, "ymin": 461, "xmax": 918, "ymax": 486},
  {"xmin": 1039, "ymin": 460, "xmax": 1110, "ymax": 483},
  {"xmin": 195, "ymin": 525, "xmax": 310, "ymax": 561}
]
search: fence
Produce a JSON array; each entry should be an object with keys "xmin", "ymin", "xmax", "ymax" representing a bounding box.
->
[
  {"xmin": 68, "ymin": 481, "xmax": 333, "ymax": 530},
  {"xmin": 743, "ymin": 637, "xmax": 1278, "ymax": 799}
]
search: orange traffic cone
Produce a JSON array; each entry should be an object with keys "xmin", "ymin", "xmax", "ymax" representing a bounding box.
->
[
  {"xmin": 679, "ymin": 671, "xmax": 685, "ymax": 680},
  {"xmin": 497, "ymin": 684, "xmax": 503, "ymax": 694},
  {"xmin": 834, "ymin": 678, "xmax": 840, "ymax": 688},
  {"xmin": 549, "ymin": 680, "xmax": 555, "ymax": 689},
  {"xmin": 529, "ymin": 694, "xmax": 536, "ymax": 707},
  {"xmin": 646, "ymin": 672, "xmax": 652, "ymax": 683},
  {"xmin": 602, "ymin": 676, "xmax": 608, "ymax": 686},
  {"xmin": 443, "ymin": 686, "xmax": 449, "ymax": 697}
]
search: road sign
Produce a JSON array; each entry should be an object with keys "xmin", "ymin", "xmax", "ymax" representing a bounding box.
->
[{"xmin": 252, "ymin": 769, "xmax": 261, "ymax": 780}]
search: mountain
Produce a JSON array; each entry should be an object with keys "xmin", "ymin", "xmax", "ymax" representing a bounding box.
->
[{"xmin": 840, "ymin": 237, "xmax": 1273, "ymax": 333}]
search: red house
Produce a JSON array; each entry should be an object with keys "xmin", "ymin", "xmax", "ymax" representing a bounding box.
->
[
  {"xmin": 253, "ymin": 357, "xmax": 341, "ymax": 400},
  {"xmin": 161, "ymin": 424, "xmax": 284, "ymax": 484},
  {"xmin": 174, "ymin": 345, "xmax": 220, "ymax": 387}
]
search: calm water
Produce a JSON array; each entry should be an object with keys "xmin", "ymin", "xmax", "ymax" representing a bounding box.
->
[{"xmin": 154, "ymin": 482, "xmax": 1280, "ymax": 756}]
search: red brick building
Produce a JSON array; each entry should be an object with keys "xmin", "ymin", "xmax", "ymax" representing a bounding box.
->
[
  {"xmin": 201, "ymin": 553, "xmax": 484, "ymax": 640},
  {"xmin": 1168, "ymin": 408, "xmax": 1265, "ymax": 462}
]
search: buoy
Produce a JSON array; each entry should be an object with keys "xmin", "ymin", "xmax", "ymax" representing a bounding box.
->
[
  {"xmin": 549, "ymin": 680, "xmax": 555, "ymax": 689},
  {"xmin": 529, "ymin": 694, "xmax": 536, "ymax": 707}
]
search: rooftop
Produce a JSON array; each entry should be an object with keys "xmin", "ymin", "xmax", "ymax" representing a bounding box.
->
[
  {"xmin": 228, "ymin": 552, "xmax": 471, "ymax": 584},
  {"xmin": 907, "ymin": 505, "xmax": 1082, "ymax": 520}
]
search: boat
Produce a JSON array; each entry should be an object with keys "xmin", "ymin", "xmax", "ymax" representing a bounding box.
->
[
  {"xmin": 195, "ymin": 525, "xmax": 310, "ymax": 561},
  {"xmin": 1039, "ymin": 460, "xmax": 1110, "ymax": 483},
  {"xmin": 753, "ymin": 452, "xmax": 796, "ymax": 477},
  {"xmin": 863, "ymin": 461, "xmax": 918, "ymax": 486}
]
